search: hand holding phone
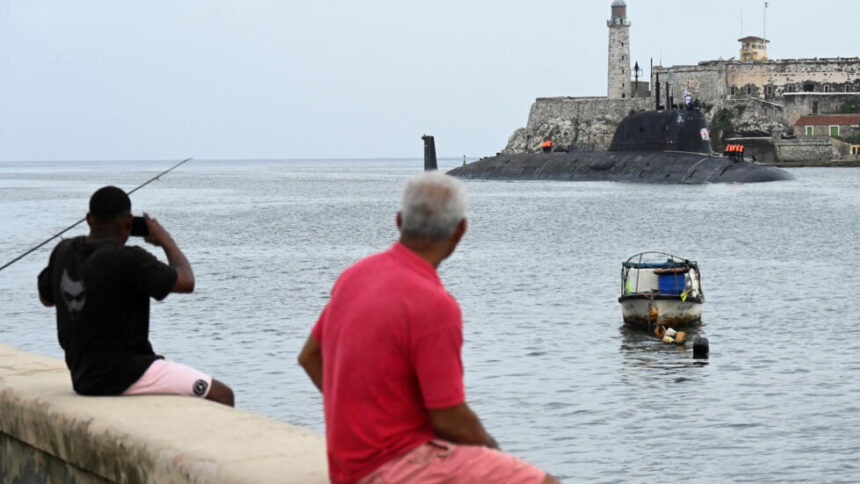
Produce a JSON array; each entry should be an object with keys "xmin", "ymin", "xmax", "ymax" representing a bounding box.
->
[{"xmin": 140, "ymin": 214, "xmax": 174, "ymax": 248}]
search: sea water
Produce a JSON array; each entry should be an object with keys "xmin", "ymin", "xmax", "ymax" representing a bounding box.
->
[{"xmin": 1, "ymin": 159, "xmax": 859, "ymax": 482}]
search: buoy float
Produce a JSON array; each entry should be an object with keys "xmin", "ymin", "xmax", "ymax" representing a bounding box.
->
[
  {"xmin": 653, "ymin": 325, "xmax": 687, "ymax": 345},
  {"xmin": 693, "ymin": 337, "xmax": 709, "ymax": 358},
  {"xmin": 648, "ymin": 303, "xmax": 659, "ymax": 323}
]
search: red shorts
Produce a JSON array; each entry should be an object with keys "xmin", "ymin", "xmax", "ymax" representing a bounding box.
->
[
  {"xmin": 356, "ymin": 440, "xmax": 547, "ymax": 484},
  {"xmin": 122, "ymin": 359, "xmax": 212, "ymax": 398}
]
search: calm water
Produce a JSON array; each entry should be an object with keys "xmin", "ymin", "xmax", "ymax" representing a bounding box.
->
[{"xmin": 2, "ymin": 159, "xmax": 859, "ymax": 482}]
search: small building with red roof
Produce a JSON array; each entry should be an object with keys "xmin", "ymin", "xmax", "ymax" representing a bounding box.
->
[
  {"xmin": 794, "ymin": 114, "xmax": 860, "ymax": 138},
  {"xmin": 794, "ymin": 114, "xmax": 860, "ymax": 156}
]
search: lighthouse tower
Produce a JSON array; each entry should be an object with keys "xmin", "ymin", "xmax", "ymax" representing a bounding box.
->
[{"xmin": 607, "ymin": 0, "xmax": 631, "ymax": 99}]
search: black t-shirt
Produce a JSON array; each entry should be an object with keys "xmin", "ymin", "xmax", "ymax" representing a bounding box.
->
[{"xmin": 38, "ymin": 236, "xmax": 178, "ymax": 395}]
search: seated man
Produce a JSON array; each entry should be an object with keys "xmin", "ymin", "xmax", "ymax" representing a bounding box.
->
[
  {"xmin": 299, "ymin": 171, "xmax": 558, "ymax": 484},
  {"xmin": 38, "ymin": 186, "xmax": 233, "ymax": 406}
]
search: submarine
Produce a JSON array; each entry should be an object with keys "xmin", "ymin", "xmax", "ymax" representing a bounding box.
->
[{"xmin": 425, "ymin": 108, "xmax": 794, "ymax": 184}]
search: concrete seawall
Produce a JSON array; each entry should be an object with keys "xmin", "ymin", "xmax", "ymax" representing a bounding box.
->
[{"xmin": 0, "ymin": 343, "xmax": 328, "ymax": 483}]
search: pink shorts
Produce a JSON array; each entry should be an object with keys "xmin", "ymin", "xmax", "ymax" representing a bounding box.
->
[
  {"xmin": 122, "ymin": 359, "xmax": 213, "ymax": 398},
  {"xmin": 356, "ymin": 440, "xmax": 547, "ymax": 484}
]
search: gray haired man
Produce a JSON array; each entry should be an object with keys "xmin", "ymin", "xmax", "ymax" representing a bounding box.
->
[{"xmin": 299, "ymin": 171, "xmax": 558, "ymax": 483}]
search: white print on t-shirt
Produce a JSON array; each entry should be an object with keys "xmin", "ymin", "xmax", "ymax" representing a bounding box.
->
[{"xmin": 61, "ymin": 269, "xmax": 86, "ymax": 317}]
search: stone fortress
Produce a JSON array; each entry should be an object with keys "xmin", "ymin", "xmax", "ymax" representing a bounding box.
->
[{"xmin": 503, "ymin": 0, "xmax": 860, "ymax": 163}]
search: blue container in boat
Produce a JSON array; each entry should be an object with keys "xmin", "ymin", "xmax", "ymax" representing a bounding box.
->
[{"xmin": 658, "ymin": 274, "xmax": 685, "ymax": 294}]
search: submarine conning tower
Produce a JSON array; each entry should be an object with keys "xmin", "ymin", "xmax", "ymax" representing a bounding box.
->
[{"xmin": 609, "ymin": 109, "xmax": 713, "ymax": 154}]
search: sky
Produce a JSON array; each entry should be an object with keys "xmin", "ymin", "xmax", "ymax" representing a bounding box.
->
[{"xmin": 2, "ymin": 0, "xmax": 859, "ymax": 161}]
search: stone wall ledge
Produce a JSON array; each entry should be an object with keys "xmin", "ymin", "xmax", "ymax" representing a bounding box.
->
[{"xmin": 0, "ymin": 343, "xmax": 328, "ymax": 483}]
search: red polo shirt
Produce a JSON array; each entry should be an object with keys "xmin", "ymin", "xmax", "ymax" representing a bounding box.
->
[{"xmin": 311, "ymin": 242, "xmax": 465, "ymax": 483}]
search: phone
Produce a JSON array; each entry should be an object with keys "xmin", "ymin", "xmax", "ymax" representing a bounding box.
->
[{"xmin": 130, "ymin": 216, "xmax": 149, "ymax": 237}]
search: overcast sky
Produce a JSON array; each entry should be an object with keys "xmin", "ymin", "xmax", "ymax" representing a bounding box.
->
[{"xmin": 2, "ymin": 0, "xmax": 858, "ymax": 161}]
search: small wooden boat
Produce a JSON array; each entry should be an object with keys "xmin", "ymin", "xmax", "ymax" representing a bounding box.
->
[{"xmin": 618, "ymin": 252, "xmax": 704, "ymax": 327}]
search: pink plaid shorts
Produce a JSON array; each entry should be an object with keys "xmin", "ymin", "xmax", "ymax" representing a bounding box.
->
[{"xmin": 356, "ymin": 439, "xmax": 547, "ymax": 484}]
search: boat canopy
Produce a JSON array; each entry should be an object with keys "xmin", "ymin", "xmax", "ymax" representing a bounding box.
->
[
  {"xmin": 622, "ymin": 252, "xmax": 698, "ymax": 270},
  {"xmin": 622, "ymin": 260, "xmax": 692, "ymax": 269},
  {"xmin": 620, "ymin": 251, "xmax": 704, "ymax": 300}
]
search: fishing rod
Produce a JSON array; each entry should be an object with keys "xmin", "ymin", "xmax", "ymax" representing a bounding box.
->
[{"xmin": 0, "ymin": 157, "xmax": 193, "ymax": 273}]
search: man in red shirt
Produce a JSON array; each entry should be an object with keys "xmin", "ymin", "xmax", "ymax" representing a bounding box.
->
[{"xmin": 299, "ymin": 172, "xmax": 558, "ymax": 484}]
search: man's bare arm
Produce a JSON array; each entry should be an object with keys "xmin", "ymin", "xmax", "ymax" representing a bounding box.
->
[
  {"xmin": 143, "ymin": 214, "xmax": 194, "ymax": 293},
  {"xmin": 298, "ymin": 335, "xmax": 323, "ymax": 392},
  {"xmin": 427, "ymin": 402, "xmax": 499, "ymax": 449}
]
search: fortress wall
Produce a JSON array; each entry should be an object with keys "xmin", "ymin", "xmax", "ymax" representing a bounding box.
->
[
  {"xmin": 505, "ymin": 97, "xmax": 651, "ymax": 153},
  {"xmin": 527, "ymin": 97, "xmax": 650, "ymax": 131},
  {"xmin": 652, "ymin": 64, "xmax": 729, "ymax": 107},
  {"xmin": 0, "ymin": 343, "xmax": 328, "ymax": 484},
  {"xmin": 783, "ymin": 93, "xmax": 860, "ymax": 125},
  {"xmin": 650, "ymin": 59, "xmax": 860, "ymax": 104},
  {"xmin": 727, "ymin": 59, "xmax": 860, "ymax": 97},
  {"xmin": 774, "ymin": 137, "xmax": 843, "ymax": 163}
]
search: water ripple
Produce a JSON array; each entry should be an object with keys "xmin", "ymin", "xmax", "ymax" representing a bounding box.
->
[{"xmin": 2, "ymin": 161, "xmax": 859, "ymax": 481}]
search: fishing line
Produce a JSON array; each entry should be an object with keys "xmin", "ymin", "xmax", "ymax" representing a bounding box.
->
[{"xmin": 0, "ymin": 157, "xmax": 193, "ymax": 272}]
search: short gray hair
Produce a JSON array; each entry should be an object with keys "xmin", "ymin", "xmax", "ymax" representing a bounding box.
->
[{"xmin": 399, "ymin": 171, "xmax": 468, "ymax": 241}]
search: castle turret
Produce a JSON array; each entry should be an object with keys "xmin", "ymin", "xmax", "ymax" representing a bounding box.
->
[
  {"xmin": 738, "ymin": 36, "xmax": 769, "ymax": 61},
  {"xmin": 607, "ymin": 0, "xmax": 631, "ymax": 98}
]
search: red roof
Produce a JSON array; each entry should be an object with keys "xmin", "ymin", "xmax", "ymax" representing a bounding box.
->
[{"xmin": 794, "ymin": 114, "xmax": 860, "ymax": 126}]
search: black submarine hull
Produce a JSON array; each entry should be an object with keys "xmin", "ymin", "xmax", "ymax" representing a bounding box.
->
[
  {"xmin": 433, "ymin": 109, "xmax": 794, "ymax": 184},
  {"xmin": 446, "ymin": 150, "xmax": 794, "ymax": 184}
]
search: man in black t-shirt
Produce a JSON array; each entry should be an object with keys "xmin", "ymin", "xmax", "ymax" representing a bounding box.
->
[{"xmin": 38, "ymin": 186, "xmax": 233, "ymax": 406}]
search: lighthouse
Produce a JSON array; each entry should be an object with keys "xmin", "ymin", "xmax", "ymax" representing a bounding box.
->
[{"xmin": 607, "ymin": 0, "xmax": 631, "ymax": 99}]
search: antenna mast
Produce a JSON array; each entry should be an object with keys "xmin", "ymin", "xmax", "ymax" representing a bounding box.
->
[{"xmin": 763, "ymin": 2, "xmax": 768, "ymax": 41}]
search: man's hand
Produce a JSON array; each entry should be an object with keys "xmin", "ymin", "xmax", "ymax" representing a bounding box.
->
[
  {"xmin": 142, "ymin": 213, "xmax": 171, "ymax": 247},
  {"xmin": 141, "ymin": 213, "xmax": 195, "ymax": 293},
  {"xmin": 427, "ymin": 402, "xmax": 499, "ymax": 449}
]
